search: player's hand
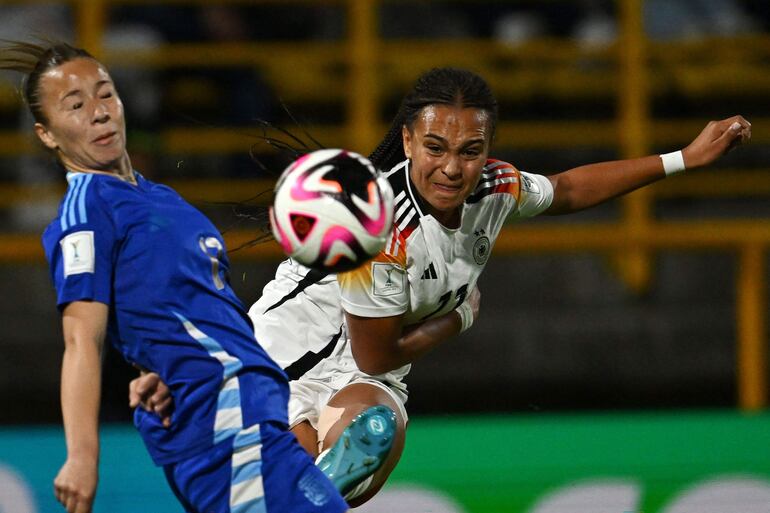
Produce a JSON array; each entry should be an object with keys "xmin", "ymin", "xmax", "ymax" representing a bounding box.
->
[
  {"xmin": 468, "ymin": 285, "xmax": 481, "ymax": 322},
  {"xmin": 682, "ymin": 115, "xmax": 751, "ymax": 169},
  {"xmin": 129, "ymin": 372, "xmax": 173, "ymax": 428},
  {"xmin": 54, "ymin": 458, "xmax": 97, "ymax": 513}
]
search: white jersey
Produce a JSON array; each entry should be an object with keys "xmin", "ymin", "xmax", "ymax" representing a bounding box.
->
[{"xmin": 249, "ymin": 158, "xmax": 553, "ymax": 394}]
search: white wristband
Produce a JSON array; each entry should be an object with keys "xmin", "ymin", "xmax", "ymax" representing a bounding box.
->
[
  {"xmin": 455, "ymin": 301, "xmax": 474, "ymax": 333},
  {"xmin": 660, "ymin": 150, "xmax": 686, "ymax": 176}
]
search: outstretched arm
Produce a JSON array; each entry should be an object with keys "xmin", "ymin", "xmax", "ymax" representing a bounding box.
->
[
  {"xmin": 348, "ymin": 286, "xmax": 481, "ymax": 375},
  {"xmin": 54, "ymin": 300, "xmax": 107, "ymax": 513},
  {"xmin": 544, "ymin": 115, "xmax": 751, "ymax": 215}
]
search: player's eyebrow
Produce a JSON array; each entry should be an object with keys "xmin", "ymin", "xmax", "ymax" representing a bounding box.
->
[
  {"xmin": 424, "ymin": 132, "xmax": 485, "ymax": 147},
  {"xmin": 61, "ymin": 88, "xmax": 82, "ymax": 102},
  {"xmin": 61, "ymin": 80, "xmax": 111, "ymax": 102},
  {"xmin": 424, "ymin": 132, "xmax": 446, "ymax": 142}
]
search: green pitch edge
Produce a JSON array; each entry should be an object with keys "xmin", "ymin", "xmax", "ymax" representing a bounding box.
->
[{"xmin": 387, "ymin": 410, "xmax": 770, "ymax": 513}]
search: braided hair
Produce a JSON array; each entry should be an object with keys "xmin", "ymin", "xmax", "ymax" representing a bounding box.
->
[
  {"xmin": 0, "ymin": 41, "xmax": 94, "ymax": 125},
  {"xmin": 368, "ymin": 67, "xmax": 498, "ymax": 172}
]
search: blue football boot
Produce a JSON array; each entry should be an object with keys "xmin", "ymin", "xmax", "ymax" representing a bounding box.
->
[{"xmin": 316, "ymin": 405, "xmax": 397, "ymax": 498}]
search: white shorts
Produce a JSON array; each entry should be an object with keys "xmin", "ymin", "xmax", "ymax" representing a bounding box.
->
[
  {"xmin": 249, "ymin": 259, "xmax": 410, "ymax": 432},
  {"xmin": 288, "ymin": 376, "xmax": 409, "ymax": 431}
]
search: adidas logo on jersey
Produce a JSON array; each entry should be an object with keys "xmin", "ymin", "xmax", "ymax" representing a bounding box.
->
[{"xmin": 421, "ymin": 263, "xmax": 437, "ymax": 280}]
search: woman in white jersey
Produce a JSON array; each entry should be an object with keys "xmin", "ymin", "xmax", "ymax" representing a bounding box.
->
[{"xmin": 134, "ymin": 68, "xmax": 750, "ymax": 506}]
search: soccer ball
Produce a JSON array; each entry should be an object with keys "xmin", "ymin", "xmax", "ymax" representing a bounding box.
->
[{"xmin": 270, "ymin": 149, "xmax": 394, "ymax": 273}]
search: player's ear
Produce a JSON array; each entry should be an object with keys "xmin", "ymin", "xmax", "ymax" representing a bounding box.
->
[
  {"xmin": 35, "ymin": 122, "xmax": 59, "ymax": 150},
  {"xmin": 402, "ymin": 125, "xmax": 412, "ymax": 159}
]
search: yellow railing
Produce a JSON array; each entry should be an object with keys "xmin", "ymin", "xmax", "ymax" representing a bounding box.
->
[
  {"xmin": 220, "ymin": 221, "xmax": 770, "ymax": 413},
  {"xmin": 0, "ymin": 0, "xmax": 768, "ymax": 410},
  {"xmin": 0, "ymin": 220, "xmax": 766, "ymax": 411},
  {"xmin": 0, "ymin": 1, "xmax": 768, "ymax": 153}
]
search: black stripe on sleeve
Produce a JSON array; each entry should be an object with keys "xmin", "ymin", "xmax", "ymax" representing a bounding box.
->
[{"xmin": 264, "ymin": 268, "xmax": 329, "ymax": 314}]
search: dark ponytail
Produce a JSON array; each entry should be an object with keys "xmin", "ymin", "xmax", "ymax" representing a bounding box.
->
[
  {"xmin": 368, "ymin": 67, "xmax": 498, "ymax": 172},
  {"xmin": 0, "ymin": 41, "xmax": 94, "ymax": 124}
]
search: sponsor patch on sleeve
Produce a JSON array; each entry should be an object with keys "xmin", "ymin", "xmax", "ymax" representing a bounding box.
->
[
  {"xmin": 61, "ymin": 231, "xmax": 95, "ymax": 277},
  {"xmin": 372, "ymin": 262, "xmax": 405, "ymax": 297}
]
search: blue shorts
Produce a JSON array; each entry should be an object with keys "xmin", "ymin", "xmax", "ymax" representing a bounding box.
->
[{"xmin": 163, "ymin": 421, "xmax": 348, "ymax": 513}]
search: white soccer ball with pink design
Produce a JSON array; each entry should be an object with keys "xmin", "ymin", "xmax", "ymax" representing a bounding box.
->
[{"xmin": 270, "ymin": 149, "xmax": 394, "ymax": 273}]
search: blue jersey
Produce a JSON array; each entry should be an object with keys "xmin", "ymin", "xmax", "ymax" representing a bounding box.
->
[{"xmin": 42, "ymin": 171, "xmax": 289, "ymax": 465}]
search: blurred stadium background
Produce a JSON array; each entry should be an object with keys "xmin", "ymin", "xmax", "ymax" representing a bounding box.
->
[{"xmin": 1, "ymin": 1, "xmax": 770, "ymax": 512}]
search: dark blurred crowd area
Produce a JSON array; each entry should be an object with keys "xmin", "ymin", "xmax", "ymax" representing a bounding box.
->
[
  {"xmin": 1, "ymin": 1, "xmax": 768, "ymax": 180},
  {"xmin": 1, "ymin": 1, "xmax": 768, "ymax": 229}
]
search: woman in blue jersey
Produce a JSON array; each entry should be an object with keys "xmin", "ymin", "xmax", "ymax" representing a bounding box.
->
[
  {"xmin": 133, "ymin": 68, "xmax": 751, "ymax": 506},
  {"xmin": 1, "ymin": 42, "xmax": 394, "ymax": 513}
]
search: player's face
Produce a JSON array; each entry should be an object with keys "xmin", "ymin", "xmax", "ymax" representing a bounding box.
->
[
  {"xmin": 403, "ymin": 104, "xmax": 491, "ymax": 227},
  {"xmin": 34, "ymin": 58, "xmax": 128, "ymax": 173}
]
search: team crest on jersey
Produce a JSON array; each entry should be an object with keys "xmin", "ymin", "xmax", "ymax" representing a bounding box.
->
[
  {"xmin": 372, "ymin": 262, "xmax": 405, "ymax": 297},
  {"xmin": 472, "ymin": 229, "xmax": 490, "ymax": 265},
  {"xmin": 61, "ymin": 231, "xmax": 95, "ymax": 277}
]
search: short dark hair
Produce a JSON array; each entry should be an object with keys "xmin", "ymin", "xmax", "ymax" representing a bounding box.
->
[
  {"xmin": 368, "ymin": 67, "xmax": 498, "ymax": 172},
  {"xmin": 0, "ymin": 41, "xmax": 94, "ymax": 124}
]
